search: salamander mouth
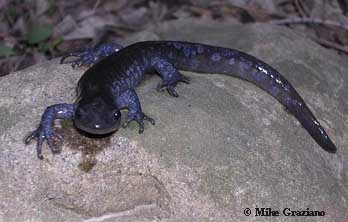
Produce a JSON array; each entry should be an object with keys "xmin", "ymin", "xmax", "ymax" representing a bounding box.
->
[{"xmin": 74, "ymin": 121, "xmax": 119, "ymax": 135}]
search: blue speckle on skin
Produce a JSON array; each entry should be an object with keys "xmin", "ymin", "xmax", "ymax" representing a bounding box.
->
[
  {"xmin": 255, "ymin": 72, "xmax": 266, "ymax": 82},
  {"xmin": 246, "ymin": 60, "xmax": 253, "ymax": 69},
  {"xmin": 240, "ymin": 57, "xmax": 252, "ymax": 71},
  {"xmin": 145, "ymin": 57, "xmax": 151, "ymax": 67},
  {"xmin": 173, "ymin": 42, "xmax": 182, "ymax": 49},
  {"xmin": 271, "ymin": 85, "xmax": 280, "ymax": 95},
  {"xmin": 190, "ymin": 59, "xmax": 200, "ymax": 69},
  {"xmin": 191, "ymin": 48, "xmax": 197, "ymax": 56},
  {"xmin": 211, "ymin": 53, "xmax": 221, "ymax": 61},
  {"xmin": 183, "ymin": 46, "xmax": 192, "ymax": 57},
  {"xmin": 221, "ymin": 49, "xmax": 238, "ymax": 57},
  {"xmin": 228, "ymin": 58, "xmax": 235, "ymax": 65},
  {"xmin": 239, "ymin": 57, "xmax": 246, "ymax": 63},
  {"xmin": 283, "ymin": 84, "xmax": 290, "ymax": 92},
  {"xmin": 197, "ymin": 45, "xmax": 204, "ymax": 54},
  {"xmin": 249, "ymin": 68, "xmax": 258, "ymax": 78},
  {"xmin": 283, "ymin": 96, "xmax": 293, "ymax": 106}
]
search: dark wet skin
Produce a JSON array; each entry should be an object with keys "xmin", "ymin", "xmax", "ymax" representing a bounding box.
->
[
  {"xmin": 25, "ymin": 41, "xmax": 337, "ymax": 159},
  {"xmin": 74, "ymin": 97, "xmax": 121, "ymax": 135}
]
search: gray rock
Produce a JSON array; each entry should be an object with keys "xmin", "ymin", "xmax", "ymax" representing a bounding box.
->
[{"xmin": 0, "ymin": 19, "xmax": 347, "ymax": 222}]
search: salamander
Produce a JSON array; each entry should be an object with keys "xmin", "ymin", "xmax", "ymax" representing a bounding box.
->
[{"xmin": 25, "ymin": 41, "xmax": 337, "ymax": 159}]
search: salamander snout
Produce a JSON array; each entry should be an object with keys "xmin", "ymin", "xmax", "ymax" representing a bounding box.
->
[{"xmin": 74, "ymin": 98, "xmax": 121, "ymax": 135}]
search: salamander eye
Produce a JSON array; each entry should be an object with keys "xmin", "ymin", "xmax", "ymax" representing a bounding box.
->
[{"xmin": 114, "ymin": 110, "xmax": 121, "ymax": 118}]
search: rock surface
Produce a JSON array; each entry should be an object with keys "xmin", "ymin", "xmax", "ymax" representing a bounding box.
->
[{"xmin": 0, "ymin": 19, "xmax": 347, "ymax": 222}]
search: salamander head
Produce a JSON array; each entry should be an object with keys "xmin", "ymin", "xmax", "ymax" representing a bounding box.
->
[{"xmin": 74, "ymin": 97, "xmax": 121, "ymax": 135}]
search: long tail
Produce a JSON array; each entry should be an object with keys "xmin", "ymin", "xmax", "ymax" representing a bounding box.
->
[{"xmin": 161, "ymin": 41, "xmax": 337, "ymax": 153}]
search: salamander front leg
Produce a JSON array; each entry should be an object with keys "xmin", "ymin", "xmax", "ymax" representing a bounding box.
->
[
  {"xmin": 115, "ymin": 89, "xmax": 155, "ymax": 133},
  {"xmin": 25, "ymin": 104, "xmax": 75, "ymax": 159},
  {"xmin": 60, "ymin": 43, "xmax": 123, "ymax": 67},
  {"xmin": 151, "ymin": 57, "xmax": 190, "ymax": 97}
]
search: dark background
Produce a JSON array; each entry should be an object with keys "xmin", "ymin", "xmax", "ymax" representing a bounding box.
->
[{"xmin": 1, "ymin": 0, "xmax": 348, "ymax": 76}]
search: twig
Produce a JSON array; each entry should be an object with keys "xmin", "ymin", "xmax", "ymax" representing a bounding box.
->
[
  {"xmin": 313, "ymin": 37, "xmax": 348, "ymax": 54},
  {"xmin": 93, "ymin": 0, "xmax": 101, "ymax": 11},
  {"xmin": 271, "ymin": 17, "xmax": 348, "ymax": 31},
  {"xmin": 337, "ymin": 0, "xmax": 348, "ymax": 15},
  {"xmin": 294, "ymin": 0, "xmax": 309, "ymax": 17}
]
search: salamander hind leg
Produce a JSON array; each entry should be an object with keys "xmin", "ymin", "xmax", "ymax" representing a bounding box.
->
[
  {"xmin": 151, "ymin": 57, "xmax": 190, "ymax": 97},
  {"xmin": 115, "ymin": 89, "xmax": 155, "ymax": 133}
]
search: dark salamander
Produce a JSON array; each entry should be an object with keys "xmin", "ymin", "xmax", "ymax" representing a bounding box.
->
[{"xmin": 25, "ymin": 41, "xmax": 337, "ymax": 159}]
